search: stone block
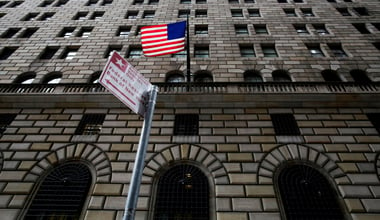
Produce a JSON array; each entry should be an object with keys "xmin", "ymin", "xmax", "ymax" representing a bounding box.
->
[
  {"xmin": 232, "ymin": 198, "xmax": 262, "ymax": 211},
  {"xmin": 217, "ymin": 212, "xmax": 248, "ymax": 220},
  {"xmin": 85, "ymin": 210, "xmax": 115, "ymax": 220},
  {"xmin": 245, "ymin": 185, "xmax": 275, "ymax": 197},
  {"xmin": 216, "ymin": 185, "xmax": 245, "ymax": 197},
  {"xmin": 94, "ymin": 184, "xmax": 122, "ymax": 195}
]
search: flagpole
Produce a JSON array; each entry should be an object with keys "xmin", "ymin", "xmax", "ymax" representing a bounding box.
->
[
  {"xmin": 186, "ymin": 14, "xmax": 191, "ymax": 86},
  {"xmin": 123, "ymin": 85, "xmax": 158, "ymax": 220}
]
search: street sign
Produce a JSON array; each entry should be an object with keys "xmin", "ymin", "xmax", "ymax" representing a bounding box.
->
[{"xmin": 99, "ymin": 51, "xmax": 152, "ymax": 116}]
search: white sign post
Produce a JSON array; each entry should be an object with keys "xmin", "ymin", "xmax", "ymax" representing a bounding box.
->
[{"xmin": 99, "ymin": 51, "xmax": 157, "ymax": 220}]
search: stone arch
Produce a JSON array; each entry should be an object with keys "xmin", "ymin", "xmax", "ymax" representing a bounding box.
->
[
  {"xmin": 257, "ymin": 144, "xmax": 348, "ymax": 184},
  {"xmin": 143, "ymin": 144, "xmax": 230, "ymax": 185},
  {"xmin": 25, "ymin": 143, "xmax": 112, "ymax": 183}
]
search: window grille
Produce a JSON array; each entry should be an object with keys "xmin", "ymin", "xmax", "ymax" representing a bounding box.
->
[
  {"xmin": 277, "ymin": 164, "xmax": 345, "ymax": 220},
  {"xmin": 75, "ymin": 114, "xmax": 106, "ymax": 135},
  {"xmin": 271, "ymin": 114, "xmax": 300, "ymax": 135},
  {"xmin": 154, "ymin": 164, "xmax": 209, "ymax": 220},
  {"xmin": 25, "ymin": 163, "xmax": 91, "ymax": 219},
  {"xmin": 367, "ymin": 113, "xmax": 380, "ymax": 134},
  {"xmin": 0, "ymin": 114, "xmax": 16, "ymax": 135},
  {"xmin": 174, "ymin": 114, "xmax": 199, "ymax": 135}
]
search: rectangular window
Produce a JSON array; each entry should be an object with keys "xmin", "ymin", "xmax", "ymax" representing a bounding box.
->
[
  {"xmin": 328, "ymin": 44, "xmax": 348, "ymax": 57},
  {"xmin": 271, "ymin": 114, "xmax": 300, "ymax": 135},
  {"xmin": 75, "ymin": 114, "xmax": 106, "ymax": 135},
  {"xmin": 149, "ymin": 0, "xmax": 159, "ymax": 5},
  {"xmin": 7, "ymin": 1, "xmax": 22, "ymax": 7},
  {"xmin": 278, "ymin": 0, "xmax": 287, "ymax": 3},
  {"xmin": 77, "ymin": 27, "xmax": 93, "ymax": 37},
  {"xmin": 235, "ymin": 24, "xmax": 249, "ymax": 35},
  {"xmin": 58, "ymin": 27, "xmax": 75, "ymax": 38},
  {"xmin": 90, "ymin": 11, "xmax": 104, "ymax": 20},
  {"xmin": 248, "ymin": 9, "xmax": 260, "ymax": 17},
  {"xmin": 240, "ymin": 44, "xmax": 256, "ymax": 57},
  {"xmin": 133, "ymin": 0, "xmax": 143, "ymax": 4},
  {"xmin": 126, "ymin": 11, "xmax": 138, "ymax": 19},
  {"xmin": 86, "ymin": 0, "xmax": 98, "ymax": 6},
  {"xmin": 353, "ymin": 7, "xmax": 369, "ymax": 16},
  {"xmin": 231, "ymin": 9, "xmax": 243, "ymax": 17},
  {"xmin": 0, "ymin": 47, "xmax": 18, "ymax": 60},
  {"xmin": 254, "ymin": 24, "xmax": 268, "ymax": 34},
  {"xmin": 54, "ymin": 0, "xmax": 68, "ymax": 7},
  {"xmin": 39, "ymin": 46, "xmax": 59, "ymax": 59},
  {"xmin": 196, "ymin": 0, "xmax": 206, "ymax": 3},
  {"xmin": 0, "ymin": 1, "xmax": 9, "ymax": 7},
  {"xmin": 39, "ymin": 12, "xmax": 55, "ymax": 21},
  {"xmin": 336, "ymin": 8, "xmax": 351, "ymax": 16},
  {"xmin": 118, "ymin": 26, "xmax": 131, "ymax": 37},
  {"xmin": 306, "ymin": 44, "xmax": 325, "ymax": 57},
  {"xmin": 284, "ymin": 8, "xmax": 297, "ymax": 17},
  {"xmin": 143, "ymin": 11, "xmax": 155, "ymax": 18},
  {"xmin": 229, "ymin": 0, "xmax": 239, "ymax": 3},
  {"xmin": 1, "ymin": 28, "xmax": 21, "ymax": 38},
  {"xmin": 22, "ymin": 13, "xmax": 39, "ymax": 21},
  {"xmin": 373, "ymin": 42, "xmax": 380, "ymax": 50},
  {"xmin": 180, "ymin": 0, "xmax": 191, "ymax": 4},
  {"xmin": 174, "ymin": 114, "xmax": 199, "ymax": 135},
  {"xmin": 373, "ymin": 23, "xmax": 380, "ymax": 31},
  {"xmin": 261, "ymin": 44, "xmax": 278, "ymax": 57},
  {"xmin": 195, "ymin": 25, "xmax": 208, "ymax": 35},
  {"xmin": 245, "ymin": 0, "xmax": 255, "ymax": 3},
  {"xmin": 172, "ymin": 50, "xmax": 186, "ymax": 58},
  {"xmin": 104, "ymin": 45, "xmax": 122, "ymax": 58},
  {"xmin": 127, "ymin": 47, "xmax": 142, "ymax": 58},
  {"xmin": 293, "ymin": 24, "xmax": 309, "ymax": 35},
  {"xmin": 352, "ymin": 23, "xmax": 371, "ymax": 34},
  {"xmin": 0, "ymin": 114, "xmax": 17, "ymax": 135},
  {"xmin": 194, "ymin": 45, "xmax": 209, "ymax": 58},
  {"xmin": 19, "ymin": 28, "xmax": 38, "ymax": 38},
  {"xmin": 178, "ymin": 10, "xmax": 190, "ymax": 18},
  {"xmin": 367, "ymin": 114, "xmax": 380, "ymax": 134},
  {"xmin": 313, "ymin": 24, "xmax": 329, "ymax": 35},
  {"xmin": 60, "ymin": 47, "xmax": 79, "ymax": 60},
  {"xmin": 195, "ymin": 10, "xmax": 207, "ymax": 18},
  {"xmin": 301, "ymin": 8, "xmax": 314, "ymax": 17},
  {"xmin": 101, "ymin": 0, "xmax": 113, "ymax": 6},
  {"xmin": 73, "ymin": 12, "xmax": 88, "ymax": 20}
]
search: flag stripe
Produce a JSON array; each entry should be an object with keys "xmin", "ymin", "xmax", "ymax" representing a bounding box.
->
[{"xmin": 141, "ymin": 21, "xmax": 186, "ymax": 57}]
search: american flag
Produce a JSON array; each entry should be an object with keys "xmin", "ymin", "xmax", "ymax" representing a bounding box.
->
[{"xmin": 141, "ymin": 21, "xmax": 186, "ymax": 57}]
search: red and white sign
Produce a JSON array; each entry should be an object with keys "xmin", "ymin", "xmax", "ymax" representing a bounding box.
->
[{"xmin": 99, "ymin": 51, "xmax": 152, "ymax": 116}]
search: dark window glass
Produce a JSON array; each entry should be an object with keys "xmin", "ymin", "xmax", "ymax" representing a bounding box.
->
[
  {"xmin": 301, "ymin": 8, "xmax": 314, "ymax": 17},
  {"xmin": 244, "ymin": 70, "xmax": 262, "ymax": 82},
  {"xmin": 174, "ymin": 114, "xmax": 199, "ymax": 135},
  {"xmin": 352, "ymin": 23, "xmax": 371, "ymax": 34},
  {"xmin": 104, "ymin": 45, "xmax": 122, "ymax": 58},
  {"xmin": 73, "ymin": 12, "xmax": 88, "ymax": 20},
  {"xmin": 306, "ymin": 44, "xmax": 325, "ymax": 57},
  {"xmin": 271, "ymin": 114, "xmax": 300, "ymax": 135},
  {"xmin": 149, "ymin": 0, "xmax": 159, "ymax": 5},
  {"xmin": 0, "ymin": 47, "xmax": 18, "ymax": 60},
  {"xmin": 22, "ymin": 13, "xmax": 39, "ymax": 21},
  {"xmin": 90, "ymin": 11, "xmax": 104, "ymax": 20},
  {"xmin": 101, "ymin": 0, "xmax": 112, "ymax": 6},
  {"xmin": 254, "ymin": 24, "xmax": 268, "ymax": 34},
  {"xmin": 54, "ymin": 0, "xmax": 68, "ymax": 7},
  {"xmin": 7, "ymin": 1, "xmax": 23, "ymax": 7},
  {"xmin": 19, "ymin": 28, "xmax": 38, "ymax": 38},
  {"xmin": 118, "ymin": 26, "xmax": 131, "ymax": 37},
  {"xmin": 39, "ymin": 0, "xmax": 54, "ymax": 7},
  {"xmin": 350, "ymin": 70, "xmax": 371, "ymax": 83},
  {"xmin": 154, "ymin": 164, "xmax": 209, "ymax": 220},
  {"xmin": 75, "ymin": 114, "xmax": 106, "ymax": 135},
  {"xmin": 235, "ymin": 25, "xmax": 249, "ymax": 35},
  {"xmin": 1, "ymin": 28, "xmax": 21, "ymax": 38},
  {"xmin": 86, "ymin": 0, "xmax": 98, "ymax": 6},
  {"xmin": 178, "ymin": 10, "xmax": 190, "ymax": 18},
  {"xmin": 143, "ymin": 11, "xmax": 155, "ymax": 18},
  {"xmin": 39, "ymin": 47, "xmax": 59, "ymax": 59},
  {"xmin": 231, "ymin": 9, "xmax": 243, "ymax": 17},
  {"xmin": 39, "ymin": 12, "xmax": 55, "ymax": 21},
  {"xmin": 277, "ymin": 164, "xmax": 345, "ymax": 220},
  {"xmin": 58, "ymin": 27, "xmax": 75, "ymax": 38},
  {"xmin": 60, "ymin": 47, "xmax": 80, "ymax": 60},
  {"xmin": 248, "ymin": 9, "xmax": 260, "ymax": 17},
  {"xmin": 133, "ymin": 0, "xmax": 143, "ymax": 5},
  {"xmin": 336, "ymin": 8, "xmax": 351, "ymax": 16},
  {"xmin": 25, "ymin": 163, "xmax": 91, "ymax": 219},
  {"xmin": 240, "ymin": 45, "xmax": 256, "ymax": 57},
  {"xmin": 127, "ymin": 47, "xmax": 142, "ymax": 58},
  {"xmin": 262, "ymin": 45, "xmax": 278, "ymax": 57},
  {"xmin": 272, "ymin": 70, "xmax": 291, "ymax": 82},
  {"xmin": 0, "ymin": 114, "xmax": 17, "ymax": 135},
  {"xmin": 0, "ymin": 1, "xmax": 9, "ymax": 8},
  {"xmin": 195, "ymin": 10, "xmax": 207, "ymax": 18},
  {"xmin": 77, "ymin": 27, "xmax": 93, "ymax": 38},
  {"xmin": 195, "ymin": 25, "xmax": 208, "ymax": 35},
  {"xmin": 284, "ymin": 8, "xmax": 297, "ymax": 17},
  {"xmin": 294, "ymin": 24, "xmax": 309, "ymax": 35},
  {"xmin": 321, "ymin": 70, "xmax": 341, "ymax": 82},
  {"xmin": 373, "ymin": 42, "xmax": 380, "ymax": 50},
  {"xmin": 328, "ymin": 44, "xmax": 347, "ymax": 57},
  {"xmin": 367, "ymin": 114, "xmax": 380, "ymax": 134},
  {"xmin": 354, "ymin": 7, "xmax": 369, "ymax": 16},
  {"xmin": 194, "ymin": 45, "xmax": 209, "ymax": 58},
  {"xmin": 126, "ymin": 11, "xmax": 138, "ymax": 19}
]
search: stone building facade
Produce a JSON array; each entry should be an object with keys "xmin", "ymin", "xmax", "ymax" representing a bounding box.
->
[{"xmin": 0, "ymin": 0, "xmax": 380, "ymax": 220}]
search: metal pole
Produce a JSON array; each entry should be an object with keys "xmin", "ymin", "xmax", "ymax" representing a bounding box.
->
[
  {"xmin": 123, "ymin": 85, "xmax": 158, "ymax": 220},
  {"xmin": 186, "ymin": 14, "xmax": 191, "ymax": 84}
]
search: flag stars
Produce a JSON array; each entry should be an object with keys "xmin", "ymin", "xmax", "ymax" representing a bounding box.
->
[{"xmin": 116, "ymin": 58, "xmax": 126, "ymax": 69}]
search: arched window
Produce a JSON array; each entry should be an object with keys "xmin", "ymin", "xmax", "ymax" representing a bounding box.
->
[
  {"xmin": 244, "ymin": 70, "xmax": 263, "ymax": 82},
  {"xmin": 277, "ymin": 164, "xmax": 345, "ymax": 220},
  {"xmin": 154, "ymin": 164, "xmax": 209, "ymax": 220},
  {"xmin": 272, "ymin": 70, "xmax": 291, "ymax": 82},
  {"xmin": 166, "ymin": 71, "xmax": 185, "ymax": 83},
  {"xmin": 194, "ymin": 71, "xmax": 213, "ymax": 82},
  {"xmin": 42, "ymin": 72, "xmax": 62, "ymax": 84},
  {"xmin": 13, "ymin": 72, "xmax": 36, "ymax": 84},
  {"xmin": 25, "ymin": 163, "xmax": 92, "ymax": 219},
  {"xmin": 321, "ymin": 70, "xmax": 341, "ymax": 82},
  {"xmin": 350, "ymin": 69, "xmax": 371, "ymax": 83}
]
